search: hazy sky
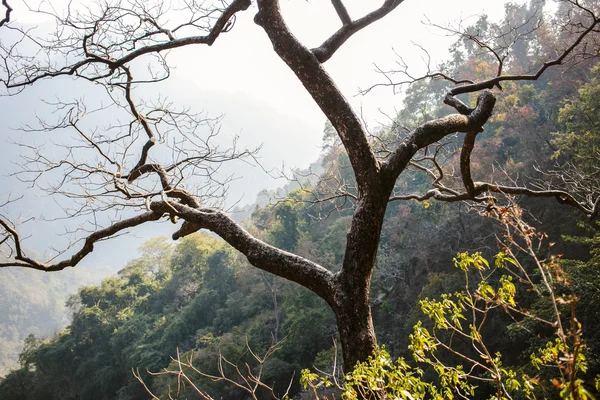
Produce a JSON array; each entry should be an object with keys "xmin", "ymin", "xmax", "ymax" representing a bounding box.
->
[
  {"xmin": 1, "ymin": 0, "xmax": 524, "ymax": 268},
  {"xmin": 8, "ymin": 0, "xmax": 516, "ymax": 168},
  {"xmin": 156, "ymin": 0, "xmax": 514, "ymax": 170}
]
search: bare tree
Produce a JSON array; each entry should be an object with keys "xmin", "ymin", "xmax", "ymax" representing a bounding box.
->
[
  {"xmin": 133, "ymin": 338, "xmax": 294, "ymax": 400},
  {"xmin": 1, "ymin": 0, "xmax": 599, "ymax": 387}
]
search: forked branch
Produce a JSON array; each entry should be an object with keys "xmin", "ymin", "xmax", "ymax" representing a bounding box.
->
[
  {"xmin": 383, "ymin": 91, "xmax": 496, "ymax": 178},
  {"xmin": 312, "ymin": 0, "xmax": 405, "ymax": 63}
]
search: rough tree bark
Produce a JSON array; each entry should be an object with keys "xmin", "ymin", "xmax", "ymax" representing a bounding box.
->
[{"xmin": 1, "ymin": 0, "xmax": 599, "ymax": 388}]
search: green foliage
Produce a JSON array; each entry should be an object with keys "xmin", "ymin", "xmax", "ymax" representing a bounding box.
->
[
  {"xmin": 302, "ymin": 240, "xmax": 598, "ymax": 399},
  {"xmin": 278, "ymin": 286, "xmax": 336, "ymax": 366},
  {"xmin": 554, "ymin": 63, "xmax": 600, "ymax": 165},
  {"xmin": 549, "ymin": 62, "xmax": 600, "ymax": 204},
  {"xmin": 0, "ymin": 234, "xmax": 248, "ymax": 399},
  {"xmin": 0, "ymin": 230, "xmax": 332, "ymax": 399},
  {"xmin": 0, "ymin": 264, "xmax": 113, "ymax": 376},
  {"xmin": 342, "ymin": 347, "xmax": 444, "ymax": 400},
  {"xmin": 251, "ymin": 189, "xmax": 311, "ymax": 253}
]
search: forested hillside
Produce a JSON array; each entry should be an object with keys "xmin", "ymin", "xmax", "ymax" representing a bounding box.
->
[
  {"xmin": 1, "ymin": 0, "xmax": 600, "ymax": 399},
  {"xmin": 0, "ymin": 265, "xmax": 116, "ymax": 376}
]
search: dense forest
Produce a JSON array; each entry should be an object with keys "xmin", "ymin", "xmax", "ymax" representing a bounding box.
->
[
  {"xmin": 0, "ymin": 266, "xmax": 115, "ymax": 376},
  {"xmin": 1, "ymin": 0, "xmax": 600, "ymax": 399}
]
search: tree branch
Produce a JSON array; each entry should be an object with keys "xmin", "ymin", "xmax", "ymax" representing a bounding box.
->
[
  {"xmin": 312, "ymin": 0, "xmax": 405, "ymax": 63},
  {"xmin": 331, "ymin": 0, "xmax": 352, "ymax": 26},
  {"xmin": 0, "ymin": 0, "xmax": 12, "ymax": 27},
  {"xmin": 460, "ymin": 131, "xmax": 477, "ymax": 196},
  {"xmin": 478, "ymin": 183, "xmax": 597, "ymax": 217},
  {"xmin": 1, "ymin": 196, "xmax": 339, "ymax": 304},
  {"xmin": 446, "ymin": 11, "xmax": 599, "ymax": 98},
  {"xmin": 153, "ymin": 201, "xmax": 338, "ymax": 305},
  {"xmin": 383, "ymin": 91, "xmax": 496, "ymax": 179},
  {"xmin": 390, "ymin": 184, "xmax": 598, "ymax": 219},
  {"xmin": 0, "ymin": 211, "xmax": 163, "ymax": 271},
  {"xmin": 2, "ymin": 0, "xmax": 251, "ymax": 89}
]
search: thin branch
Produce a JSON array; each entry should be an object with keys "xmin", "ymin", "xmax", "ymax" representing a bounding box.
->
[
  {"xmin": 0, "ymin": 211, "xmax": 163, "ymax": 270},
  {"xmin": 2, "ymin": 0, "xmax": 251, "ymax": 89},
  {"xmin": 390, "ymin": 183, "xmax": 596, "ymax": 218},
  {"xmin": 447, "ymin": 11, "xmax": 600, "ymax": 98}
]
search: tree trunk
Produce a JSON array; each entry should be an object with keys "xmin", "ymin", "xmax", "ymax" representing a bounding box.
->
[
  {"xmin": 334, "ymin": 292, "xmax": 378, "ymax": 373},
  {"xmin": 333, "ymin": 193, "xmax": 391, "ymax": 373}
]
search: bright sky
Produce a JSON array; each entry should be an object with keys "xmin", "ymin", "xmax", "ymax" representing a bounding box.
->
[
  {"xmin": 10, "ymin": 0, "xmax": 516, "ymax": 154},
  {"xmin": 164, "ymin": 0, "xmax": 514, "ymax": 157},
  {"xmin": 181, "ymin": 0, "xmax": 511, "ymax": 119}
]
